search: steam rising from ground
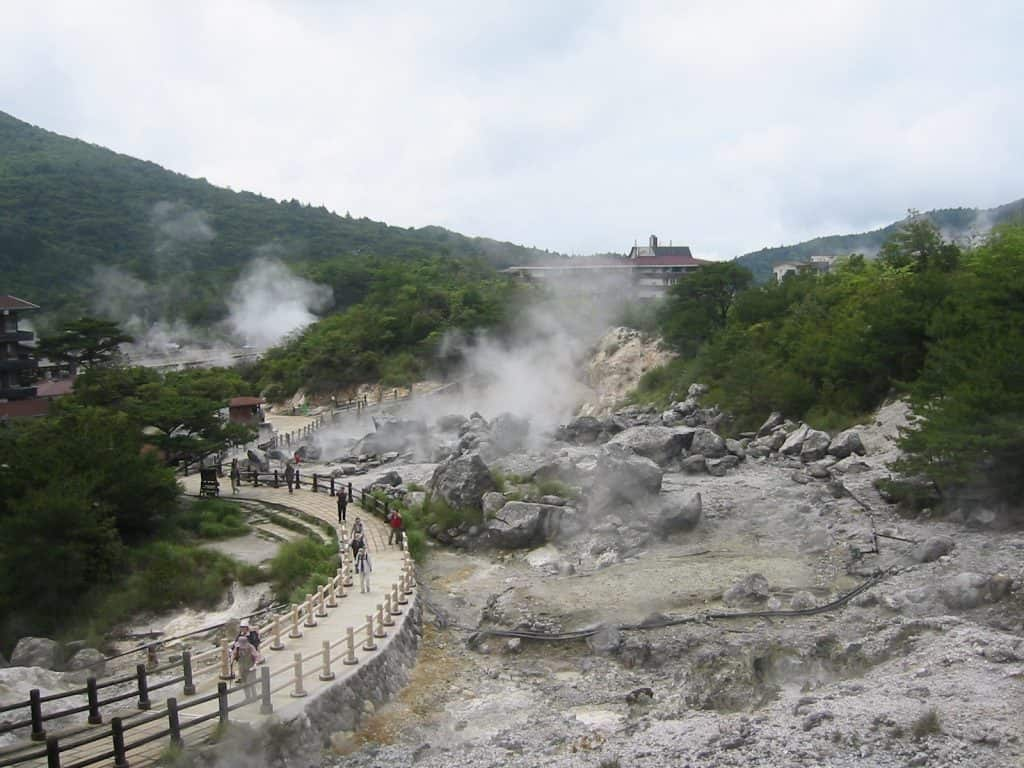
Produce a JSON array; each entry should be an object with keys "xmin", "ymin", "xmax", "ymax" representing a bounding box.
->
[
  {"xmin": 83, "ymin": 202, "xmax": 332, "ymax": 365},
  {"xmin": 224, "ymin": 257, "xmax": 332, "ymax": 351}
]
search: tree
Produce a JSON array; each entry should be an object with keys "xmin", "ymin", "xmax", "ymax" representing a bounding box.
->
[
  {"xmin": 658, "ymin": 263, "xmax": 753, "ymax": 354},
  {"xmin": 878, "ymin": 212, "xmax": 961, "ymax": 273},
  {"xmin": 37, "ymin": 317, "xmax": 134, "ymax": 372}
]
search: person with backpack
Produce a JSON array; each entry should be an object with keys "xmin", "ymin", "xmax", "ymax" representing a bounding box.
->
[
  {"xmin": 231, "ymin": 630, "xmax": 259, "ymax": 699},
  {"xmin": 355, "ymin": 546, "xmax": 372, "ymax": 593},
  {"xmin": 284, "ymin": 462, "xmax": 295, "ymax": 494},
  {"xmin": 239, "ymin": 619, "xmax": 261, "ymax": 652},
  {"xmin": 350, "ymin": 517, "xmax": 365, "ymax": 558}
]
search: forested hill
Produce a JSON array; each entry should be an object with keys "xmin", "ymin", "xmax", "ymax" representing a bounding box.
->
[
  {"xmin": 0, "ymin": 111, "xmax": 552, "ymax": 322},
  {"xmin": 736, "ymin": 198, "xmax": 1024, "ymax": 282}
]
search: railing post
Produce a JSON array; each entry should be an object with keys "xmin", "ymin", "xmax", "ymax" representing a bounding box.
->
[
  {"xmin": 363, "ymin": 616, "xmax": 377, "ymax": 651},
  {"xmin": 337, "ymin": 568, "xmax": 348, "ymax": 598},
  {"xmin": 167, "ymin": 697, "xmax": 183, "ymax": 747},
  {"xmin": 87, "ymin": 677, "xmax": 102, "ymax": 723},
  {"xmin": 319, "ymin": 641, "xmax": 335, "ymax": 681},
  {"xmin": 136, "ymin": 663, "xmax": 151, "ymax": 710},
  {"xmin": 45, "ymin": 736, "xmax": 60, "ymax": 768},
  {"xmin": 260, "ymin": 665, "xmax": 273, "ymax": 715},
  {"xmin": 327, "ymin": 580, "xmax": 338, "ymax": 608},
  {"xmin": 397, "ymin": 574, "xmax": 410, "ymax": 604},
  {"xmin": 291, "ymin": 653, "xmax": 307, "ymax": 698},
  {"xmin": 390, "ymin": 584, "xmax": 403, "ymax": 615},
  {"xmin": 271, "ymin": 614, "xmax": 285, "ymax": 649},
  {"xmin": 348, "ymin": 482, "xmax": 353, "ymax": 502},
  {"xmin": 253, "ymin": 470, "xmax": 259, "ymax": 487},
  {"xmin": 29, "ymin": 688, "xmax": 46, "ymax": 741},
  {"xmin": 217, "ymin": 681, "xmax": 229, "ymax": 724},
  {"xmin": 376, "ymin": 604, "xmax": 390, "ymax": 634},
  {"xmin": 312, "ymin": 473, "xmax": 318, "ymax": 493},
  {"xmin": 111, "ymin": 717, "xmax": 129, "ymax": 768},
  {"xmin": 289, "ymin": 605, "xmax": 302, "ymax": 638},
  {"xmin": 274, "ymin": 470, "xmax": 279, "ymax": 488},
  {"xmin": 344, "ymin": 628, "xmax": 358, "ymax": 665},
  {"xmin": 182, "ymin": 651, "xmax": 196, "ymax": 696},
  {"xmin": 303, "ymin": 595, "xmax": 317, "ymax": 627},
  {"xmin": 330, "ymin": 477, "xmax": 336, "ymax": 496},
  {"xmin": 316, "ymin": 586, "xmax": 328, "ymax": 617},
  {"xmin": 219, "ymin": 639, "xmax": 232, "ymax": 679}
]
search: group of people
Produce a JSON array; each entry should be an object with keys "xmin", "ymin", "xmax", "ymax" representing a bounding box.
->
[
  {"xmin": 348, "ymin": 517, "xmax": 372, "ymax": 593},
  {"xmin": 230, "ymin": 618, "xmax": 263, "ymax": 696}
]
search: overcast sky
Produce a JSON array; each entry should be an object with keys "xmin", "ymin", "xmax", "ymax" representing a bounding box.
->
[{"xmin": 2, "ymin": 1, "xmax": 1022, "ymax": 258}]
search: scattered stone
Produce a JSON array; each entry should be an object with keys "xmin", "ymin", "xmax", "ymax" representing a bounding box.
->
[
  {"xmin": 791, "ymin": 470, "xmax": 812, "ymax": 484},
  {"xmin": 503, "ymin": 638, "xmax": 522, "ymax": 654},
  {"xmin": 690, "ymin": 428, "xmax": 727, "ymax": 459},
  {"xmin": 680, "ymin": 455, "xmax": 707, "ymax": 475},
  {"xmin": 757, "ymin": 411, "xmax": 785, "ymax": 436},
  {"xmin": 725, "ymin": 438, "xmax": 746, "ymax": 459},
  {"xmin": 625, "ymin": 687, "xmax": 654, "ymax": 705},
  {"xmin": 939, "ymin": 572, "xmax": 988, "ymax": 610},
  {"xmin": 800, "ymin": 429, "xmax": 832, "ymax": 462},
  {"xmin": 65, "ymin": 648, "xmax": 106, "ymax": 676},
  {"xmin": 607, "ymin": 425, "xmax": 686, "ymax": 466},
  {"xmin": 802, "ymin": 711, "xmax": 834, "ymax": 731},
  {"xmin": 374, "ymin": 470, "xmax": 402, "ymax": 487},
  {"xmin": 706, "ymin": 455, "xmax": 740, "ymax": 476},
  {"xmin": 790, "ymin": 591, "xmax": 818, "ymax": 611},
  {"xmin": 912, "ymin": 536, "xmax": 955, "ymax": 564},
  {"xmin": 654, "ymin": 491, "xmax": 702, "ymax": 533},
  {"xmin": 586, "ymin": 624, "xmax": 622, "ymax": 655},
  {"xmin": 429, "ymin": 453, "xmax": 497, "ymax": 511},
  {"xmin": 828, "ymin": 429, "xmax": 866, "ymax": 459},
  {"xmin": 780, "ymin": 424, "xmax": 811, "ymax": 456},
  {"xmin": 482, "ymin": 491, "xmax": 507, "ymax": 517},
  {"xmin": 723, "ymin": 573, "xmax": 770, "ymax": 606},
  {"xmin": 538, "ymin": 495, "xmax": 567, "ymax": 506}
]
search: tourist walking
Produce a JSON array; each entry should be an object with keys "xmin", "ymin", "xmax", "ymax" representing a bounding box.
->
[
  {"xmin": 355, "ymin": 546, "xmax": 372, "ymax": 593},
  {"xmin": 337, "ymin": 488, "xmax": 348, "ymax": 522},
  {"xmin": 389, "ymin": 509, "xmax": 404, "ymax": 548},
  {"xmin": 284, "ymin": 462, "xmax": 295, "ymax": 493},
  {"xmin": 229, "ymin": 458, "xmax": 241, "ymax": 495},
  {"xmin": 350, "ymin": 517, "xmax": 365, "ymax": 558}
]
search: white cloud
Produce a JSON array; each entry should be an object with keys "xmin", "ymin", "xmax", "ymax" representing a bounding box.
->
[{"xmin": 1, "ymin": 0, "xmax": 1021, "ymax": 258}]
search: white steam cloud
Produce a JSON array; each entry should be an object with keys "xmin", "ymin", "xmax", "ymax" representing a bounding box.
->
[{"xmin": 224, "ymin": 257, "xmax": 332, "ymax": 351}]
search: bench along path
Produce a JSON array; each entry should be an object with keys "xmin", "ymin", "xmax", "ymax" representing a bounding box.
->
[{"xmin": 6, "ymin": 474, "xmax": 412, "ymax": 768}]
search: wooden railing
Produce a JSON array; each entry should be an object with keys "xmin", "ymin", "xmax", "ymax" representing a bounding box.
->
[{"xmin": 0, "ymin": 546, "xmax": 417, "ymax": 768}]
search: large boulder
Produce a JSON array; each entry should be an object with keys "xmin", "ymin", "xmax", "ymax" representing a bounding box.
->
[
  {"xmin": 436, "ymin": 414, "xmax": 469, "ymax": 432},
  {"xmin": 653, "ymin": 492, "xmax": 702, "ymax": 533},
  {"xmin": 429, "ymin": 454, "xmax": 497, "ymax": 512},
  {"xmin": 689, "ymin": 428, "xmax": 727, "ymax": 459},
  {"xmin": 11, "ymin": 637, "xmax": 62, "ymax": 670},
  {"xmin": 589, "ymin": 446, "xmax": 663, "ymax": 512},
  {"xmin": 707, "ymin": 455, "xmax": 741, "ymax": 476},
  {"xmin": 607, "ymin": 426, "xmax": 686, "ymax": 466},
  {"xmin": 679, "ymin": 455, "xmax": 707, "ymax": 474},
  {"xmin": 357, "ymin": 416, "xmax": 428, "ymax": 455},
  {"xmin": 779, "ymin": 424, "xmax": 811, "ymax": 457},
  {"xmin": 482, "ymin": 491, "xmax": 508, "ymax": 517},
  {"xmin": 481, "ymin": 502, "xmax": 563, "ymax": 549},
  {"xmin": 557, "ymin": 416, "xmax": 603, "ymax": 444},
  {"xmin": 757, "ymin": 411, "xmax": 785, "ymax": 437},
  {"xmin": 939, "ymin": 572, "xmax": 989, "ymax": 610},
  {"xmin": 372, "ymin": 470, "xmax": 402, "ymax": 488},
  {"xmin": 912, "ymin": 536, "xmax": 955, "ymax": 564},
  {"xmin": 66, "ymin": 648, "xmax": 106, "ymax": 677},
  {"xmin": 828, "ymin": 429, "xmax": 866, "ymax": 459},
  {"xmin": 800, "ymin": 430, "xmax": 832, "ymax": 462}
]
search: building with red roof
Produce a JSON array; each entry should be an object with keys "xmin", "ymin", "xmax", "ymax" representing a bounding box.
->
[{"xmin": 504, "ymin": 235, "xmax": 709, "ymax": 299}]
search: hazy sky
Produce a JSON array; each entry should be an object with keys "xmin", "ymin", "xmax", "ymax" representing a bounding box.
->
[{"xmin": 3, "ymin": 1, "xmax": 1021, "ymax": 258}]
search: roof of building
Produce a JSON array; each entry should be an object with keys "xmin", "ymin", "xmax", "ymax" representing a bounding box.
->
[
  {"xmin": 0, "ymin": 398, "xmax": 50, "ymax": 419},
  {"xmin": 35, "ymin": 378, "xmax": 76, "ymax": 398},
  {"xmin": 632, "ymin": 253, "xmax": 709, "ymax": 267},
  {"xmin": 229, "ymin": 396, "xmax": 263, "ymax": 407},
  {"xmin": 0, "ymin": 295, "xmax": 40, "ymax": 311}
]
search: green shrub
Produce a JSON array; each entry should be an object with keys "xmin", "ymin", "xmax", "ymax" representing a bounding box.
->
[
  {"xmin": 911, "ymin": 708, "xmax": 941, "ymax": 740},
  {"xmin": 534, "ymin": 479, "xmax": 579, "ymax": 500},
  {"xmin": 176, "ymin": 499, "xmax": 249, "ymax": 540},
  {"xmin": 268, "ymin": 538, "xmax": 339, "ymax": 604}
]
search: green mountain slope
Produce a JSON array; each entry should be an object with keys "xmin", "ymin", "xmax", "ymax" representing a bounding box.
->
[
  {"xmin": 735, "ymin": 199, "xmax": 1024, "ymax": 282},
  {"xmin": 0, "ymin": 111, "xmax": 551, "ymax": 322}
]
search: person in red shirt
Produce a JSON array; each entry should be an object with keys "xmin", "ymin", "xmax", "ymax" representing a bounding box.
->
[{"xmin": 389, "ymin": 510, "xmax": 404, "ymax": 547}]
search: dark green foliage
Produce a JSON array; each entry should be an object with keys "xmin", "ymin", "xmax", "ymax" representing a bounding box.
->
[
  {"xmin": 895, "ymin": 225, "xmax": 1024, "ymax": 502},
  {"xmin": 36, "ymin": 316, "xmax": 134, "ymax": 371},
  {"xmin": 735, "ymin": 202, "xmax": 1024, "ymax": 282},
  {"xmin": 657, "ymin": 262, "xmax": 752, "ymax": 355},
  {"xmin": 177, "ymin": 499, "xmax": 250, "ymax": 539},
  {"xmin": 0, "ymin": 110, "xmax": 550, "ymax": 322}
]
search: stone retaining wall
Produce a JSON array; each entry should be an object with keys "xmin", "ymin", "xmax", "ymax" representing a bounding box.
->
[{"xmin": 185, "ymin": 593, "xmax": 422, "ymax": 768}]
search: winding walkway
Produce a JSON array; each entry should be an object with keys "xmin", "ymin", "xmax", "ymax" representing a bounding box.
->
[{"xmin": 2, "ymin": 458, "xmax": 412, "ymax": 768}]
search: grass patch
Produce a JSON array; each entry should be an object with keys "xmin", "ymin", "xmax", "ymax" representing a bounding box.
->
[
  {"xmin": 628, "ymin": 357, "xmax": 698, "ymax": 408},
  {"xmin": 911, "ymin": 708, "xmax": 941, "ymax": 740},
  {"xmin": 72, "ymin": 541, "xmax": 263, "ymax": 644},
  {"xmin": 177, "ymin": 498, "xmax": 249, "ymax": 540},
  {"xmin": 535, "ymin": 479, "xmax": 579, "ymax": 500},
  {"xmin": 268, "ymin": 538, "xmax": 340, "ymax": 604}
]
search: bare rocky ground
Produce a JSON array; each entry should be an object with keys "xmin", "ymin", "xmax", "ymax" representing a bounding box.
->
[{"xmin": 325, "ymin": 402, "xmax": 1024, "ymax": 768}]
